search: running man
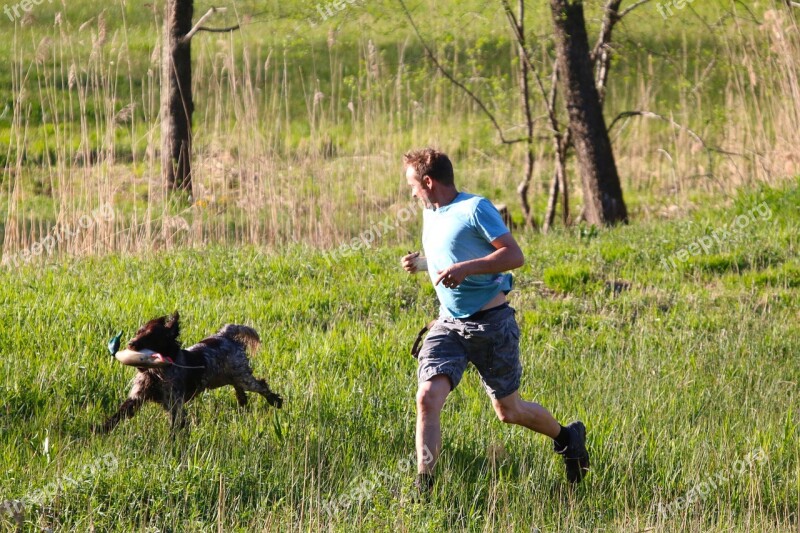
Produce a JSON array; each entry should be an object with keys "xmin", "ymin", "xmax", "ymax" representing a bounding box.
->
[{"xmin": 400, "ymin": 148, "xmax": 589, "ymax": 493}]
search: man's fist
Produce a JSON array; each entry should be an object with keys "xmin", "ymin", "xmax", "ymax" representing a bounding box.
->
[{"xmin": 402, "ymin": 251, "xmax": 428, "ymax": 274}]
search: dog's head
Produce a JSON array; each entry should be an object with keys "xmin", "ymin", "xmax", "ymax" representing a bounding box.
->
[{"xmin": 125, "ymin": 312, "xmax": 182, "ymax": 365}]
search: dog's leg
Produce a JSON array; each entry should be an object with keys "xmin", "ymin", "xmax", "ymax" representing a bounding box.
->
[
  {"xmin": 99, "ymin": 398, "xmax": 144, "ymax": 433},
  {"xmin": 239, "ymin": 376, "xmax": 283, "ymax": 408},
  {"xmin": 234, "ymin": 386, "xmax": 248, "ymax": 408},
  {"xmin": 166, "ymin": 397, "xmax": 188, "ymax": 432},
  {"xmin": 168, "ymin": 402, "xmax": 187, "ymax": 431},
  {"xmin": 161, "ymin": 389, "xmax": 188, "ymax": 432}
]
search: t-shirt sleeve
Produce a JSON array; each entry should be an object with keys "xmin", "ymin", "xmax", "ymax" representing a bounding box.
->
[{"xmin": 471, "ymin": 198, "xmax": 510, "ymax": 243}]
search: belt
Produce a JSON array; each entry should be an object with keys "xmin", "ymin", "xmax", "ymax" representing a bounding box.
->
[{"xmin": 460, "ymin": 302, "xmax": 510, "ymax": 322}]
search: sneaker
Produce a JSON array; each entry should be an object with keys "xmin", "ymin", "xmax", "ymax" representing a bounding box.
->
[{"xmin": 553, "ymin": 421, "xmax": 590, "ymax": 483}]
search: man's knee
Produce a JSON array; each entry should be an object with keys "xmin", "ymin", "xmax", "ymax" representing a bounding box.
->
[
  {"xmin": 493, "ymin": 394, "xmax": 520, "ymax": 424},
  {"xmin": 416, "ymin": 375, "xmax": 450, "ymax": 415},
  {"xmin": 494, "ymin": 404, "xmax": 518, "ymax": 424}
]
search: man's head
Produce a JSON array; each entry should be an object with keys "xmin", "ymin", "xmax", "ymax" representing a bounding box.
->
[
  {"xmin": 403, "ymin": 148, "xmax": 454, "ymax": 186},
  {"xmin": 403, "ymin": 148, "xmax": 456, "ymax": 209}
]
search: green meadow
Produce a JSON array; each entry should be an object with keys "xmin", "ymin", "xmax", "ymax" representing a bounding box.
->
[
  {"xmin": 2, "ymin": 0, "xmax": 799, "ymax": 530},
  {"xmin": 2, "ymin": 0, "xmax": 793, "ymax": 244},
  {"xmin": 0, "ymin": 181, "xmax": 798, "ymax": 531}
]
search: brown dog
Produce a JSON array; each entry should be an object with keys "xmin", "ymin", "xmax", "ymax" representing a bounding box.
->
[{"xmin": 100, "ymin": 312, "xmax": 282, "ymax": 433}]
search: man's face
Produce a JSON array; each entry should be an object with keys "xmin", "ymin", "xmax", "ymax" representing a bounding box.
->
[{"xmin": 405, "ymin": 166, "xmax": 434, "ymax": 209}]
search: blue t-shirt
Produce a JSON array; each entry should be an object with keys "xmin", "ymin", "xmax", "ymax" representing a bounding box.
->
[{"xmin": 422, "ymin": 192, "xmax": 513, "ymax": 318}]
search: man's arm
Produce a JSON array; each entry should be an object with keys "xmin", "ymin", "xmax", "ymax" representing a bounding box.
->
[{"xmin": 434, "ymin": 233, "xmax": 523, "ymax": 288}]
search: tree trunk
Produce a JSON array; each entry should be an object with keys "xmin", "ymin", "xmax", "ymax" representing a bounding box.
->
[
  {"xmin": 514, "ymin": 0, "xmax": 538, "ymax": 231},
  {"xmin": 549, "ymin": 0, "xmax": 627, "ymax": 225},
  {"xmin": 558, "ymin": 130, "xmax": 570, "ymax": 225},
  {"xmin": 543, "ymin": 168, "xmax": 559, "ymax": 232},
  {"xmin": 161, "ymin": 0, "xmax": 194, "ymax": 194},
  {"xmin": 593, "ymin": 0, "xmax": 622, "ymax": 106},
  {"xmin": 543, "ymin": 63, "xmax": 570, "ymax": 233},
  {"xmin": 543, "ymin": 133, "xmax": 569, "ymax": 232}
]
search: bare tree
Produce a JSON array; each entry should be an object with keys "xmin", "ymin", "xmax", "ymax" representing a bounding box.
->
[
  {"xmin": 507, "ymin": 0, "xmax": 538, "ymax": 230},
  {"xmin": 161, "ymin": 0, "xmax": 194, "ymax": 194},
  {"xmin": 400, "ymin": 0, "xmax": 646, "ymax": 229},
  {"xmin": 161, "ymin": 3, "xmax": 239, "ymax": 195},
  {"xmin": 542, "ymin": 0, "xmax": 650, "ymax": 229},
  {"xmin": 500, "ymin": 0, "xmax": 569, "ymax": 232},
  {"xmin": 550, "ymin": 0, "xmax": 627, "ymax": 225},
  {"xmin": 542, "ymin": 64, "xmax": 570, "ymax": 233}
]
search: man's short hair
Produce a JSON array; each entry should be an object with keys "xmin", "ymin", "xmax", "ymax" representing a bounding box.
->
[{"xmin": 403, "ymin": 148, "xmax": 454, "ymax": 186}]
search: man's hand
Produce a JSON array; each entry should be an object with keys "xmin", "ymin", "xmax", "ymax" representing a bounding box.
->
[
  {"xmin": 434, "ymin": 263, "xmax": 470, "ymax": 289},
  {"xmin": 402, "ymin": 251, "xmax": 428, "ymax": 274},
  {"xmin": 433, "ymin": 234, "xmax": 524, "ymax": 289}
]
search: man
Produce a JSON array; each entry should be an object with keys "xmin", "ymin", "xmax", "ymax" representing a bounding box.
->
[{"xmin": 400, "ymin": 148, "xmax": 589, "ymax": 493}]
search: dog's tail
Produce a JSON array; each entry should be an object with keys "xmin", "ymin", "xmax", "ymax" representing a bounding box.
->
[{"xmin": 217, "ymin": 325, "xmax": 261, "ymax": 353}]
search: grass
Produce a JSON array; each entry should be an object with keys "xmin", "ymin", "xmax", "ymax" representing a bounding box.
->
[
  {"xmin": 1, "ymin": 0, "xmax": 799, "ymax": 529},
  {"xmin": 2, "ymin": 0, "xmax": 799, "ymax": 255},
  {"xmin": 0, "ymin": 180, "xmax": 797, "ymax": 531}
]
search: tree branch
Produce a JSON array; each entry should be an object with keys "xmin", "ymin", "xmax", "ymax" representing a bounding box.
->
[
  {"xmin": 194, "ymin": 25, "xmax": 240, "ymax": 34},
  {"xmin": 591, "ymin": 0, "xmax": 653, "ymax": 105},
  {"xmin": 181, "ymin": 7, "xmax": 238, "ymax": 43},
  {"xmin": 607, "ymin": 110, "xmax": 748, "ymax": 158},
  {"xmin": 500, "ymin": 0, "xmax": 562, "ymax": 134},
  {"xmin": 397, "ymin": 0, "xmax": 526, "ymax": 144},
  {"xmin": 618, "ymin": 0, "xmax": 653, "ymax": 19},
  {"xmin": 592, "ymin": 0, "xmax": 621, "ymax": 63}
]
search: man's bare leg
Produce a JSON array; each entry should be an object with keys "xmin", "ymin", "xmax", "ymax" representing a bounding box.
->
[
  {"xmin": 491, "ymin": 391, "xmax": 561, "ymax": 437},
  {"xmin": 415, "ymin": 375, "xmax": 451, "ymax": 476},
  {"xmin": 493, "ymin": 390, "xmax": 590, "ymax": 482}
]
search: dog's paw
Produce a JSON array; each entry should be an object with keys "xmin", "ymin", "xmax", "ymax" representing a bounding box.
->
[{"xmin": 269, "ymin": 394, "xmax": 283, "ymax": 409}]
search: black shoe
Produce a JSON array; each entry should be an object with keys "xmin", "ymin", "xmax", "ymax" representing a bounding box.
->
[
  {"xmin": 412, "ymin": 473, "xmax": 434, "ymax": 501},
  {"xmin": 553, "ymin": 421, "xmax": 590, "ymax": 483}
]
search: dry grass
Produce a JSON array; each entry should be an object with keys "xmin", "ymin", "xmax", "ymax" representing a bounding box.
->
[{"xmin": 1, "ymin": 1, "xmax": 799, "ymax": 263}]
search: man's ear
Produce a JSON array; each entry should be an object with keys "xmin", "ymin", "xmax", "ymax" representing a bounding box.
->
[
  {"xmin": 166, "ymin": 311, "xmax": 180, "ymax": 338},
  {"xmin": 422, "ymin": 175, "xmax": 433, "ymax": 190}
]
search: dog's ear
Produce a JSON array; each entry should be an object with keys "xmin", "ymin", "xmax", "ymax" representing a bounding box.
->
[{"xmin": 165, "ymin": 311, "xmax": 180, "ymax": 338}]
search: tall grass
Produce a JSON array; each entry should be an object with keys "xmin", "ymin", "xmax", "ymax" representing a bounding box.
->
[
  {"xmin": 0, "ymin": 0, "xmax": 799, "ymax": 263},
  {"xmin": 0, "ymin": 182, "xmax": 797, "ymax": 530}
]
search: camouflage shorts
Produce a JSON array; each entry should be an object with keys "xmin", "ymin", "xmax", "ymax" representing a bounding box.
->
[{"xmin": 417, "ymin": 304, "xmax": 522, "ymax": 400}]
